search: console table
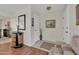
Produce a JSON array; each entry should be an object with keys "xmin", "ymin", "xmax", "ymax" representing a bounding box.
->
[{"xmin": 11, "ymin": 32, "xmax": 23, "ymax": 48}]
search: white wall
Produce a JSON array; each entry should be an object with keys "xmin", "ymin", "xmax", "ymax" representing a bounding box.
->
[
  {"xmin": 40, "ymin": 12, "xmax": 64, "ymax": 42},
  {"xmin": 0, "ymin": 5, "xmax": 32, "ymax": 46},
  {"xmin": 75, "ymin": 26, "xmax": 79, "ymax": 35},
  {"xmin": 64, "ymin": 4, "xmax": 76, "ymax": 44},
  {"xmin": 16, "ymin": 5, "xmax": 32, "ymax": 46},
  {"xmin": 69, "ymin": 5, "xmax": 76, "ymax": 44},
  {"xmin": 74, "ymin": 5, "xmax": 79, "ymax": 35},
  {"xmin": 31, "ymin": 6, "xmax": 64, "ymax": 42},
  {"xmin": 0, "ymin": 19, "xmax": 2, "ymax": 29},
  {"xmin": 63, "ymin": 5, "xmax": 70, "ymax": 44}
]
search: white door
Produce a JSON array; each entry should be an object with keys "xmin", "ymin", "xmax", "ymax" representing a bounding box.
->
[
  {"xmin": 64, "ymin": 12, "xmax": 70, "ymax": 44},
  {"xmin": 33, "ymin": 15, "xmax": 40, "ymax": 44}
]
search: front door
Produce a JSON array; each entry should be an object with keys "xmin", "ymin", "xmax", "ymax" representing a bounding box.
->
[{"xmin": 33, "ymin": 15, "xmax": 40, "ymax": 44}]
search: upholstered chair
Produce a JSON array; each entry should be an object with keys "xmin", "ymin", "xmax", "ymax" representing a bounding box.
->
[{"xmin": 71, "ymin": 35, "xmax": 79, "ymax": 55}]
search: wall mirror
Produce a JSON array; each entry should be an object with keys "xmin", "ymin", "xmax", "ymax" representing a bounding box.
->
[
  {"xmin": 76, "ymin": 4, "xmax": 79, "ymax": 25},
  {"xmin": 18, "ymin": 14, "xmax": 26, "ymax": 30}
]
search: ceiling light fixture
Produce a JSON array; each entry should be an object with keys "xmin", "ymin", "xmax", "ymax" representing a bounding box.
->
[{"xmin": 46, "ymin": 6, "xmax": 52, "ymax": 11}]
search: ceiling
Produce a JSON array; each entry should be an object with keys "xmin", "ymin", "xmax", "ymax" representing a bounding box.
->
[
  {"xmin": 31, "ymin": 4, "xmax": 66, "ymax": 15},
  {"xmin": 0, "ymin": 4, "xmax": 66, "ymax": 18},
  {"xmin": 0, "ymin": 4, "xmax": 29, "ymax": 18}
]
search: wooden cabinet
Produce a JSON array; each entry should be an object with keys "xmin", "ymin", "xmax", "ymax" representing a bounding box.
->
[{"xmin": 11, "ymin": 32, "xmax": 23, "ymax": 48}]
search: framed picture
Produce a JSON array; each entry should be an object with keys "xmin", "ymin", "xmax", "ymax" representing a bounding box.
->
[
  {"xmin": 32, "ymin": 18, "xmax": 34, "ymax": 27},
  {"xmin": 18, "ymin": 14, "xmax": 26, "ymax": 30},
  {"xmin": 46, "ymin": 20, "xmax": 56, "ymax": 28}
]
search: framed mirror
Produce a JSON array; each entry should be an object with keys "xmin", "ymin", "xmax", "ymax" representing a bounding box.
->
[
  {"xmin": 18, "ymin": 14, "xmax": 26, "ymax": 30},
  {"xmin": 76, "ymin": 4, "xmax": 79, "ymax": 25}
]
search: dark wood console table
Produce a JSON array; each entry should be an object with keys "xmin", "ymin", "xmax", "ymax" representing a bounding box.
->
[{"xmin": 12, "ymin": 32, "xmax": 23, "ymax": 48}]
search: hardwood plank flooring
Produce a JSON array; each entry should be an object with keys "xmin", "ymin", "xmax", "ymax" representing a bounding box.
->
[{"xmin": 0, "ymin": 43, "xmax": 48, "ymax": 55}]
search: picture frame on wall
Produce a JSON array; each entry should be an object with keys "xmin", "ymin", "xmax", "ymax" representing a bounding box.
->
[
  {"xmin": 46, "ymin": 20, "xmax": 56, "ymax": 28},
  {"xmin": 18, "ymin": 14, "xmax": 26, "ymax": 30}
]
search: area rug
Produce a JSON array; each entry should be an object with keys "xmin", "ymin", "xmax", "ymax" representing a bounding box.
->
[{"xmin": 40, "ymin": 42, "xmax": 55, "ymax": 50}]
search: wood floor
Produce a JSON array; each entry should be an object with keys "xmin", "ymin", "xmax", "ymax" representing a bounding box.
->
[{"xmin": 0, "ymin": 43, "xmax": 48, "ymax": 55}]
